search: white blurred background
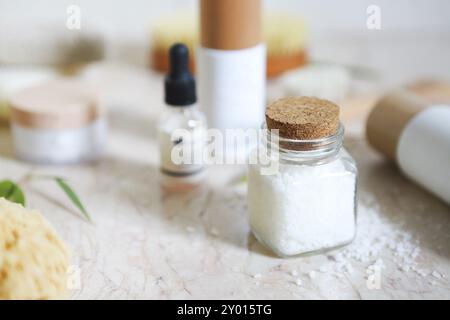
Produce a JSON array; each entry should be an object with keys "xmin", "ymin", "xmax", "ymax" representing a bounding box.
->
[
  {"xmin": 1, "ymin": 0, "xmax": 450, "ymax": 84},
  {"xmin": 2, "ymin": 0, "xmax": 450, "ymax": 37}
]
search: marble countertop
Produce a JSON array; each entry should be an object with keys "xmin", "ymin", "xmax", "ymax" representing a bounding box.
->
[{"xmin": 0, "ymin": 62, "xmax": 449, "ymax": 300}]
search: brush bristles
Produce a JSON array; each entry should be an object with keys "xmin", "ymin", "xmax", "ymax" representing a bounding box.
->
[{"xmin": 150, "ymin": 13, "xmax": 308, "ymax": 76}]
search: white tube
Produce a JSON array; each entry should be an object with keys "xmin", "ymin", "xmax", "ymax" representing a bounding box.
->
[
  {"xmin": 197, "ymin": 44, "xmax": 266, "ymax": 131},
  {"xmin": 397, "ymin": 105, "xmax": 450, "ymax": 204}
]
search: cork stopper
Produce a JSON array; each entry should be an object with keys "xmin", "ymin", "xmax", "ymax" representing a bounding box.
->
[
  {"xmin": 200, "ymin": 0, "xmax": 262, "ymax": 50},
  {"xmin": 265, "ymin": 97, "xmax": 340, "ymax": 140}
]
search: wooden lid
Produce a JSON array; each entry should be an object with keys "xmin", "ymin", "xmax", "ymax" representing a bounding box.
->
[
  {"xmin": 200, "ymin": 0, "xmax": 262, "ymax": 50},
  {"xmin": 265, "ymin": 97, "xmax": 340, "ymax": 140},
  {"xmin": 366, "ymin": 91, "xmax": 427, "ymax": 161},
  {"xmin": 407, "ymin": 80, "xmax": 450, "ymax": 104},
  {"xmin": 10, "ymin": 79, "xmax": 101, "ymax": 130}
]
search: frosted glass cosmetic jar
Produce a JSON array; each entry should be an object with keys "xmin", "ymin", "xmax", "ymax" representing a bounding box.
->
[{"xmin": 9, "ymin": 79, "xmax": 106, "ymax": 164}]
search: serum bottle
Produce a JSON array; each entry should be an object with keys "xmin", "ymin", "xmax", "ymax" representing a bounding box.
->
[{"xmin": 158, "ymin": 43, "xmax": 207, "ymax": 191}]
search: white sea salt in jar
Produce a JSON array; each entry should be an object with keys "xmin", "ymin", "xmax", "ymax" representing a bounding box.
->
[
  {"xmin": 248, "ymin": 97, "xmax": 357, "ymax": 257},
  {"xmin": 9, "ymin": 79, "xmax": 106, "ymax": 164}
]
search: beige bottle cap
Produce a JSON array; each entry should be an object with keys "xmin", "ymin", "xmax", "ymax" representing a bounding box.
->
[
  {"xmin": 407, "ymin": 80, "xmax": 450, "ymax": 104},
  {"xmin": 366, "ymin": 91, "xmax": 427, "ymax": 161},
  {"xmin": 10, "ymin": 79, "xmax": 101, "ymax": 130},
  {"xmin": 266, "ymin": 96, "xmax": 340, "ymax": 140},
  {"xmin": 200, "ymin": 0, "xmax": 262, "ymax": 50}
]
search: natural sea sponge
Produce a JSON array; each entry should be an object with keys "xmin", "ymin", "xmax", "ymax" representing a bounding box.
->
[{"xmin": 0, "ymin": 198, "xmax": 70, "ymax": 299}]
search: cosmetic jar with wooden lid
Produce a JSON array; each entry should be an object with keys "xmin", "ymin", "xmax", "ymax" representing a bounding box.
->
[
  {"xmin": 0, "ymin": 66, "xmax": 58, "ymax": 124},
  {"xmin": 367, "ymin": 90, "xmax": 450, "ymax": 205},
  {"xmin": 9, "ymin": 79, "xmax": 106, "ymax": 164}
]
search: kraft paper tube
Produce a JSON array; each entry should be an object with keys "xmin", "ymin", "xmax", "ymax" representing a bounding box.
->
[{"xmin": 200, "ymin": 0, "xmax": 262, "ymax": 50}]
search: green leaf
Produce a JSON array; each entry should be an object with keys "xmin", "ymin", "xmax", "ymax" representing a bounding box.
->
[
  {"xmin": 0, "ymin": 180, "xmax": 26, "ymax": 206},
  {"xmin": 54, "ymin": 177, "xmax": 91, "ymax": 222}
]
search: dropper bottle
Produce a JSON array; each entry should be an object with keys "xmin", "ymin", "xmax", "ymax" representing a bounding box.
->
[{"xmin": 157, "ymin": 43, "xmax": 207, "ymax": 191}]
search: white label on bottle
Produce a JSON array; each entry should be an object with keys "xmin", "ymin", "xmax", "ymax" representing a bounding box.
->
[
  {"xmin": 397, "ymin": 105, "xmax": 450, "ymax": 204},
  {"xmin": 158, "ymin": 127, "xmax": 205, "ymax": 175},
  {"xmin": 197, "ymin": 44, "xmax": 266, "ymax": 131}
]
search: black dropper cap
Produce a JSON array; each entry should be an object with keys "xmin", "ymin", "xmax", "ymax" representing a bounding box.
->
[{"xmin": 165, "ymin": 43, "xmax": 196, "ymax": 106}]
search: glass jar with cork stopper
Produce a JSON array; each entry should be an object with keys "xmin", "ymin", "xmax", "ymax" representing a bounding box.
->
[{"xmin": 247, "ymin": 97, "xmax": 357, "ymax": 257}]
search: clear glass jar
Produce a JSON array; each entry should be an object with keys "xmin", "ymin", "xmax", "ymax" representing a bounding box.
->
[{"xmin": 247, "ymin": 124, "xmax": 357, "ymax": 257}]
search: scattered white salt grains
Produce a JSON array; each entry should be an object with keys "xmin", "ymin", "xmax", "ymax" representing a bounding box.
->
[
  {"xmin": 245, "ymin": 197, "xmax": 444, "ymax": 289},
  {"xmin": 186, "ymin": 226, "xmax": 195, "ymax": 233},
  {"xmin": 347, "ymin": 206, "xmax": 403, "ymax": 257},
  {"xmin": 319, "ymin": 200, "xmax": 441, "ymax": 283},
  {"xmin": 399, "ymin": 265, "xmax": 410, "ymax": 272},
  {"xmin": 319, "ymin": 266, "xmax": 328, "ymax": 273},
  {"xmin": 432, "ymin": 271, "xmax": 442, "ymax": 279},
  {"xmin": 210, "ymin": 227, "xmax": 219, "ymax": 236}
]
